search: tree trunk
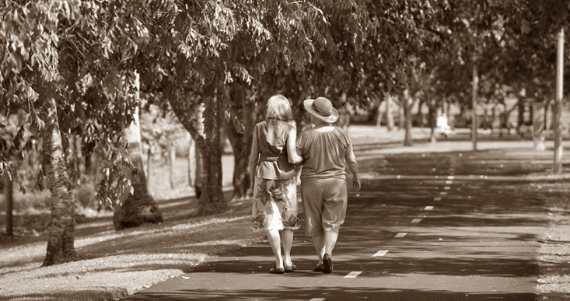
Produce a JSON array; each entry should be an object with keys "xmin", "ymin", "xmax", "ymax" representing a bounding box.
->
[
  {"xmin": 490, "ymin": 103, "xmax": 497, "ymax": 134},
  {"xmin": 403, "ymin": 90, "xmax": 413, "ymax": 147},
  {"xmin": 169, "ymin": 142, "xmax": 176, "ymax": 189},
  {"xmin": 113, "ymin": 73, "xmax": 163, "ymax": 230},
  {"xmin": 533, "ymin": 101, "xmax": 546, "ymax": 151},
  {"xmin": 399, "ymin": 104, "xmax": 406, "ymax": 131},
  {"xmin": 471, "ymin": 63, "xmax": 479, "ymax": 151},
  {"xmin": 418, "ymin": 100, "xmax": 426, "ymax": 128},
  {"xmin": 4, "ymin": 175, "xmax": 13, "ymax": 237},
  {"xmin": 146, "ymin": 146, "xmax": 151, "ymax": 187},
  {"xmin": 224, "ymin": 85, "xmax": 255, "ymax": 200},
  {"xmin": 529, "ymin": 102, "xmax": 534, "ymax": 127},
  {"xmin": 376, "ymin": 98, "xmax": 383, "ymax": 127},
  {"xmin": 199, "ymin": 91, "xmax": 226, "ymax": 214},
  {"xmin": 554, "ymin": 28, "xmax": 564, "ymax": 173},
  {"xmin": 170, "ymin": 86, "xmax": 225, "ymax": 214},
  {"xmin": 194, "ymin": 141, "xmax": 203, "ymax": 198},
  {"xmin": 428, "ymin": 101, "xmax": 437, "ymax": 143},
  {"xmin": 66, "ymin": 135, "xmax": 81, "ymax": 185},
  {"xmin": 187, "ymin": 133, "xmax": 193, "ymax": 187},
  {"xmin": 42, "ymin": 98, "xmax": 77, "ymax": 266},
  {"xmin": 516, "ymin": 99, "xmax": 522, "ymax": 132},
  {"xmin": 386, "ymin": 95, "xmax": 395, "ymax": 131},
  {"xmin": 169, "ymin": 98, "xmax": 205, "ymax": 198},
  {"xmin": 82, "ymin": 141, "xmax": 96, "ymax": 176},
  {"xmin": 544, "ymin": 100, "xmax": 551, "ymax": 131}
]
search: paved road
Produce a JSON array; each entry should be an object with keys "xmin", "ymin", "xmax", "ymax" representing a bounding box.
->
[{"xmin": 126, "ymin": 150, "xmax": 556, "ymax": 300}]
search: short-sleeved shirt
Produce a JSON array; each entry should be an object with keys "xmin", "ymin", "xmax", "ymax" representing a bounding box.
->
[
  {"xmin": 254, "ymin": 120, "xmax": 295, "ymax": 180},
  {"xmin": 298, "ymin": 126, "xmax": 356, "ymax": 180}
]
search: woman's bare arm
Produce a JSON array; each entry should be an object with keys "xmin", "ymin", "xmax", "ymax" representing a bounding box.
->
[
  {"xmin": 346, "ymin": 142, "xmax": 361, "ymax": 191},
  {"xmin": 287, "ymin": 124, "xmax": 303, "ymax": 164}
]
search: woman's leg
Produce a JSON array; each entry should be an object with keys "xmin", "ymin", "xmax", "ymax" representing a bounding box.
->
[
  {"xmin": 320, "ymin": 179, "xmax": 347, "ymax": 273},
  {"xmin": 281, "ymin": 229, "xmax": 294, "ymax": 267},
  {"xmin": 302, "ymin": 181, "xmax": 325, "ymax": 264},
  {"xmin": 266, "ymin": 228, "xmax": 284, "ymax": 269},
  {"xmin": 312, "ymin": 230, "xmax": 325, "ymax": 262},
  {"xmin": 323, "ymin": 229, "xmax": 339, "ymax": 256},
  {"xmin": 281, "ymin": 181, "xmax": 298, "ymax": 269}
]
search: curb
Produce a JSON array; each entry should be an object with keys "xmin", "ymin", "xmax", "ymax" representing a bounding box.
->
[{"xmin": 359, "ymin": 173, "xmax": 570, "ymax": 183}]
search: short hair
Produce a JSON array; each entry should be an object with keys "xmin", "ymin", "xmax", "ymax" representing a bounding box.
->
[{"xmin": 266, "ymin": 94, "xmax": 293, "ymax": 121}]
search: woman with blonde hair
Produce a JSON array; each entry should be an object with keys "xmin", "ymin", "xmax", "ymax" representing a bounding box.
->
[{"xmin": 248, "ymin": 94, "xmax": 303, "ymax": 274}]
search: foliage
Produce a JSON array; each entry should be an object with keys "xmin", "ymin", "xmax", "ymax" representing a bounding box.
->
[
  {"xmin": 1, "ymin": 0, "xmax": 570, "ymax": 236},
  {"xmin": 0, "ymin": 1, "xmax": 159, "ymax": 206}
]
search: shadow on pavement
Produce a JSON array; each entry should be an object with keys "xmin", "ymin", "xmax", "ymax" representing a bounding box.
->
[{"xmin": 126, "ymin": 287, "xmax": 535, "ymax": 301}]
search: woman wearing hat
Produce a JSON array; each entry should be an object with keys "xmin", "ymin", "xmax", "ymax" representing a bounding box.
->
[
  {"xmin": 248, "ymin": 94, "xmax": 303, "ymax": 274},
  {"xmin": 298, "ymin": 97, "xmax": 361, "ymax": 274}
]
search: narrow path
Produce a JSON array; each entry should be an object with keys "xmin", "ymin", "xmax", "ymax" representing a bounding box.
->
[{"xmin": 126, "ymin": 151, "xmax": 551, "ymax": 300}]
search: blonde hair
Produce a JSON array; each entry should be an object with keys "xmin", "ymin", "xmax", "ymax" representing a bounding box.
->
[{"xmin": 265, "ymin": 94, "xmax": 293, "ymax": 121}]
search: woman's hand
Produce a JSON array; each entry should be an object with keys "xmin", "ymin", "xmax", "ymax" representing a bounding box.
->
[{"xmin": 352, "ymin": 175, "xmax": 361, "ymax": 191}]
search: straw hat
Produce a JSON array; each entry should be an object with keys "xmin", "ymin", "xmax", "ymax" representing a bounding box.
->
[{"xmin": 303, "ymin": 97, "xmax": 339, "ymax": 124}]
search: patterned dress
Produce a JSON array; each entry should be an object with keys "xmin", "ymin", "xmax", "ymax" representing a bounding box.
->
[{"xmin": 251, "ymin": 120, "xmax": 300, "ymax": 231}]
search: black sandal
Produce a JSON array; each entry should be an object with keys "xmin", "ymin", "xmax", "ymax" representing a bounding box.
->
[
  {"xmin": 322, "ymin": 254, "xmax": 333, "ymax": 274},
  {"xmin": 313, "ymin": 263, "xmax": 324, "ymax": 272}
]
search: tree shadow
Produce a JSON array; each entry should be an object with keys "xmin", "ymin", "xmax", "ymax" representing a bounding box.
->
[
  {"xmin": 359, "ymin": 149, "xmax": 565, "ymax": 177},
  {"xmin": 125, "ymin": 286, "xmax": 536, "ymax": 301}
]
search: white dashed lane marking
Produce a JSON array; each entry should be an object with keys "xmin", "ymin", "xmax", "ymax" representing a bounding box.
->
[
  {"xmin": 373, "ymin": 250, "xmax": 389, "ymax": 257},
  {"xmin": 395, "ymin": 232, "xmax": 407, "ymax": 238},
  {"xmin": 424, "ymin": 206, "xmax": 434, "ymax": 211},
  {"xmin": 434, "ymin": 196, "xmax": 442, "ymax": 202},
  {"xmin": 344, "ymin": 271, "xmax": 362, "ymax": 279},
  {"xmin": 447, "ymin": 176, "xmax": 455, "ymax": 180},
  {"xmin": 310, "ymin": 298, "xmax": 326, "ymax": 301},
  {"xmin": 444, "ymin": 186, "xmax": 451, "ymax": 190},
  {"xmin": 411, "ymin": 218, "xmax": 422, "ymax": 224}
]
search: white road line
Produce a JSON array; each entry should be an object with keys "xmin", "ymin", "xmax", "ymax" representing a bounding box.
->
[
  {"xmin": 344, "ymin": 271, "xmax": 363, "ymax": 279},
  {"xmin": 373, "ymin": 250, "xmax": 389, "ymax": 257},
  {"xmin": 411, "ymin": 218, "xmax": 422, "ymax": 224},
  {"xmin": 433, "ymin": 196, "xmax": 442, "ymax": 202},
  {"xmin": 445, "ymin": 180, "xmax": 453, "ymax": 185},
  {"xmin": 444, "ymin": 186, "xmax": 451, "ymax": 190},
  {"xmin": 440, "ymin": 191, "xmax": 448, "ymax": 196},
  {"xmin": 424, "ymin": 206, "xmax": 434, "ymax": 211},
  {"xmin": 395, "ymin": 232, "xmax": 407, "ymax": 238},
  {"xmin": 447, "ymin": 176, "xmax": 455, "ymax": 180},
  {"xmin": 309, "ymin": 298, "xmax": 326, "ymax": 301}
]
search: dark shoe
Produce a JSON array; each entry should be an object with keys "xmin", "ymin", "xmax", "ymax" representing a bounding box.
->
[
  {"xmin": 270, "ymin": 266, "xmax": 285, "ymax": 274},
  {"xmin": 322, "ymin": 254, "xmax": 333, "ymax": 274},
  {"xmin": 284, "ymin": 263, "xmax": 296, "ymax": 273},
  {"xmin": 313, "ymin": 263, "xmax": 324, "ymax": 272}
]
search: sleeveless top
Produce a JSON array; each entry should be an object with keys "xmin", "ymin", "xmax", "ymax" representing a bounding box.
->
[{"xmin": 254, "ymin": 120, "xmax": 296, "ymax": 180}]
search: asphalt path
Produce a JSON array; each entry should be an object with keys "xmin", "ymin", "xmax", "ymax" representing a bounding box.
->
[{"xmin": 126, "ymin": 150, "xmax": 554, "ymax": 300}]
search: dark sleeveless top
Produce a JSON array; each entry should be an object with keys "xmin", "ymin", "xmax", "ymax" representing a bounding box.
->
[{"xmin": 254, "ymin": 120, "xmax": 295, "ymax": 180}]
